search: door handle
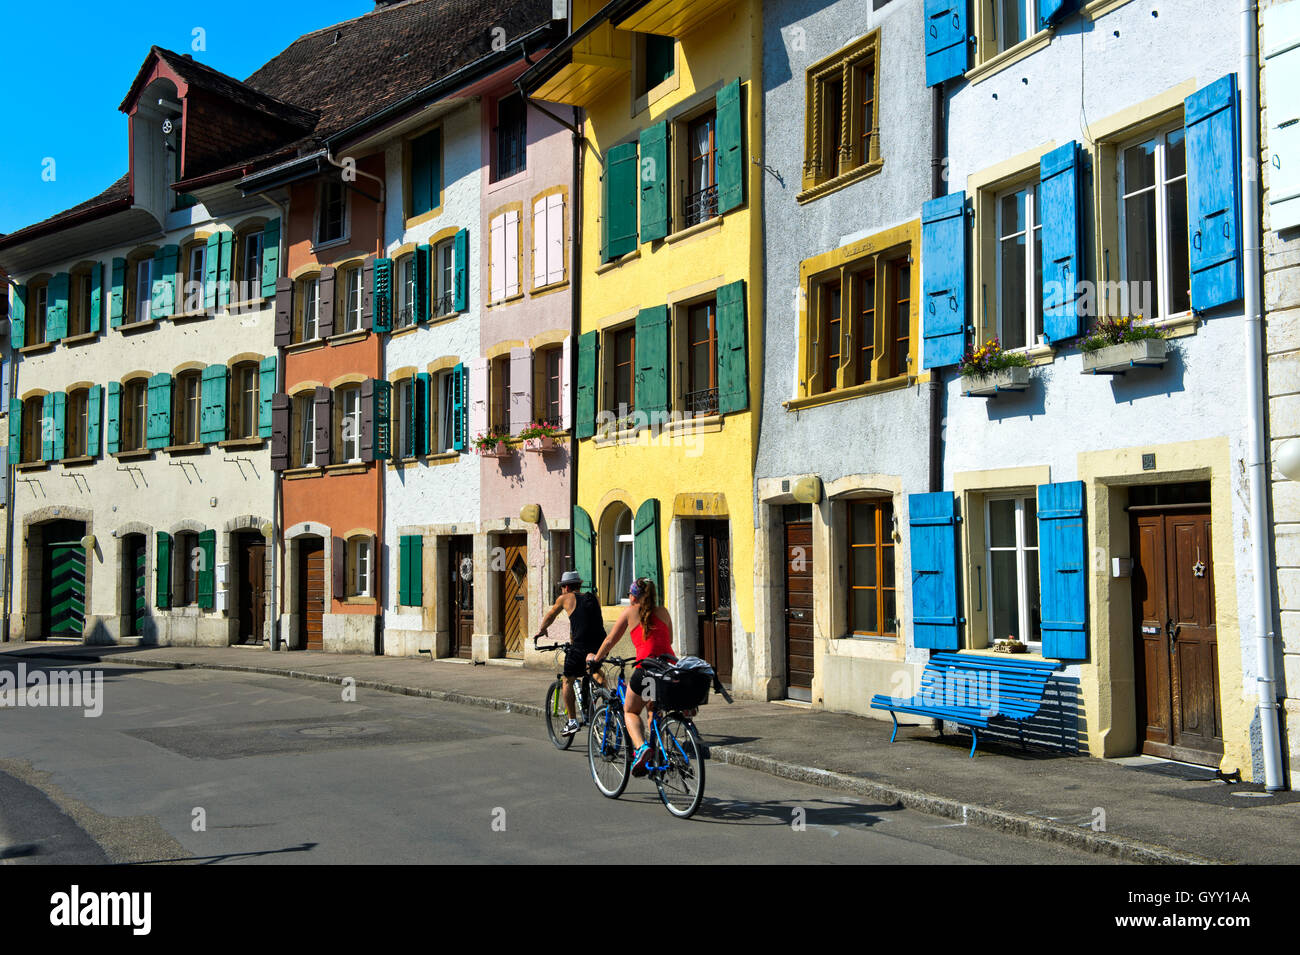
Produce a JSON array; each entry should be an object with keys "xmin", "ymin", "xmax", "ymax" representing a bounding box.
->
[{"xmin": 1166, "ymin": 617, "xmax": 1179, "ymax": 651}]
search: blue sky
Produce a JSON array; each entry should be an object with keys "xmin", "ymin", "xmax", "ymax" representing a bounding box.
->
[{"xmin": 0, "ymin": 0, "xmax": 373, "ymax": 235}]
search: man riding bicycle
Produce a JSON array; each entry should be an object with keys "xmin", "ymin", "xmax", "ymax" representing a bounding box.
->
[{"xmin": 535, "ymin": 570, "xmax": 607, "ymax": 738}]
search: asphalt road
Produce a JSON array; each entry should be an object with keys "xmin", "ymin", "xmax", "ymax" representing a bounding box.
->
[{"xmin": 0, "ymin": 660, "xmax": 1123, "ymax": 865}]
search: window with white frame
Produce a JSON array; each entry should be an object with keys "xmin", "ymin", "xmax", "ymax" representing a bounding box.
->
[
  {"xmin": 995, "ymin": 181, "xmax": 1044, "ymax": 350},
  {"xmin": 342, "ymin": 266, "xmax": 364, "ymax": 333},
  {"xmin": 437, "ymin": 370, "xmax": 456, "ymax": 452},
  {"xmin": 990, "ymin": 0, "xmax": 1032, "ymax": 56},
  {"xmin": 293, "ymin": 391, "xmax": 315, "ymax": 468},
  {"xmin": 240, "ymin": 230, "xmax": 264, "ymax": 300},
  {"xmin": 349, "ymin": 536, "xmax": 372, "ymax": 597},
  {"xmin": 297, "ymin": 277, "xmax": 320, "ymax": 343},
  {"xmin": 186, "ymin": 243, "xmax": 206, "ymax": 310},
  {"xmin": 985, "ymin": 495, "xmax": 1040, "ymax": 647},
  {"xmin": 318, "ymin": 179, "xmax": 346, "ymax": 245},
  {"xmin": 396, "ymin": 255, "xmax": 415, "ymax": 328},
  {"xmin": 433, "ymin": 239, "xmax": 455, "ymax": 317},
  {"xmin": 489, "ymin": 209, "xmax": 521, "ymax": 303},
  {"xmin": 394, "ymin": 378, "xmax": 416, "ymax": 458},
  {"xmin": 1118, "ymin": 125, "xmax": 1190, "ymax": 321},
  {"xmin": 230, "ymin": 361, "xmax": 260, "ymax": 440},
  {"xmin": 532, "ymin": 194, "xmax": 565, "ymax": 288},
  {"xmin": 615, "ymin": 508, "xmax": 634, "ymax": 605},
  {"xmin": 132, "ymin": 257, "xmax": 154, "ymax": 324},
  {"xmin": 338, "ymin": 385, "xmax": 361, "ymax": 462}
]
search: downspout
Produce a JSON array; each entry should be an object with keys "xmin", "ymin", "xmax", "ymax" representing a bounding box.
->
[
  {"xmin": 928, "ymin": 84, "xmax": 946, "ymax": 494},
  {"xmin": 254, "ymin": 191, "xmax": 288, "ymax": 650},
  {"xmin": 2, "ymin": 288, "xmax": 14, "ymax": 642},
  {"xmin": 571, "ymin": 111, "xmax": 583, "ymax": 575},
  {"xmin": 1240, "ymin": 0, "xmax": 1284, "ymax": 790}
]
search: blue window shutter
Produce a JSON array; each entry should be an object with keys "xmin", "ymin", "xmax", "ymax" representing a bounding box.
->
[
  {"xmin": 152, "ymin": 245, "xmax": 179, "ymax": 319},
  {"xmin": 47, "ymin": 272, "xmax": 69, "ymax": 341},
  {"xmin": 1040, "ymin": 141, "xmax": 1083, "ymax": 342},
  {"xmin": 1186, "ymin": 73, "xmax": 1243, "ymax": 311},
  {"xmin": 146, "ymin": 372, "xmax": 172, "ymax": 449},
  {"xmin": 921, "ymin": 192, "xmax": 968, "ymax": 369},
  {"xmin": 41, "ymin": 393, "xmax": 54, "ymax": 461},
  {"xmin": 924, "ymin": 0, "xmax": 970, "ymax": 87},
  {"xmin": 908, "ymin": 491, "xmax": 960, "ymax": 649},
  {"xmin": 415, "ymin": 244, "xmax": 431, "ymax": 323},
  {"xmin": 51, "ymin": 391, "xmax": 66, "ymax": 461},
  {"xmin": 1, "ymin": 360, "xmax": 9, "ymax": 407},
  {"xmin": 106, "ymin": 382, "xmax": 122, "ymax": 454},
  {"xmin": 88, "ymin": 263, "xmax": 103, "ymax": 335},
  {"xmin": 1037, "ymin": 0, "xmax": 1077, "ymax": 28},
  {"xmin": 87, "ymin": 385, "xmax": 102, "ymax": 457},
  {"xmin": 261, "ymin": 218, "xmax": 280, "ymax": 300},
  {"xmin": 452, "ymin": 362, "xmax": 467, "ymax": 451},
  {"xmin": 416, "ymin": 372, "xmax": 431, "ymax": 456},
  {"xmin": 454, "ymin": 229, "xmax": 469, "ymax": 312},
  {"xmin": 372, "ymin": 257, "xmax": 393, "ymax": 332},
  {"xmin": 200, "ymin": 364, "xmax": 229, "ymax": 443},
  {"xmin": 10, "ymin": 284, "xmax": 25, "ymax": 349},
  {"xmin": 218, "ymin": 232, "xmax": 235, "ymax": 306},
  {"xmin": 109, "ymin": 259, "xmax": 126, "ymax": 328},
  {"xmin": 259, "ymin": 356, "xmax": 276, "ymax": 438},
  {"xmin": 8, "ymin": 398, "xmax": 20, "ymax": 454},
  {"xmin": 1037, "ymin": 480, "xmax": 1087, "ymax": 660},
  {"xmin": 204, "ymin": 233, "xmax": 221, "ymax": 309}
]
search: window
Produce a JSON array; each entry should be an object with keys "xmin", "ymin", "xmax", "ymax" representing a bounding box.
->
[
  {"xmin": 68, "ymin": 269, "xmax": 95, "ymax": 337},
  {"xmin": 394, "ymin": 378, "xmax": 417, "ymax": 459},
  {"xmin": 347, "ymin": 536, "xmax": 372, "ymax": 597},
  {"xmin": 20, "ymin": 395, "xmax": 43, "ymax": 463},
  {"xmin": 985, "ymin": 495, "xmax": 1040, "ymax": 647},
  {"xmin": 490, "ymin": 355, "xmax": 511, "ymax": 434},
  {"xmin": 538, "ymin": 346, "xmax": 562, "ymax": 425},
  {"xmin": 433, "ymin": 239, "xmax": 456, "ymax": 317},
  {"xmin": 341, "ymin": 266, "xmax": 364, "ymax": 333},
  {"xmin": 121, "ymin": 379, "xmax": 148, "ymax": 452},
  {"xmin": 27, "ymin": 281, "xmax": 49, "ymax": 345},
  {"xmin": 489, "ymin": 210, "xmax": 521, "ymax": 303},
  {"xmin": 239, "ymin": 229, "xmax": 264, "ymax": 301},
  {"xmin": 614, "ymin": 509, "xmax": 634, "ymax": 605},
  {"xmin": 337, "ymin": 385, "xmax": 361, "ymax": 463},
  {"xmin": 684, "ymin": 113, "xmax": 718, "ymax": 227},
  {"xmin": 685, "ymin": 298, "xmax": 718, "ymax": 415},
  {"xmin": 436, "ymin": 370, "xmax": 457, "ymax": 453},
  {"xmin": 130, "ymin": 256, "xmax": 154, "ymax": 325},
  {"xmin": 229, "ymin": 362, "xmax": 260, "ymax": 440},
  {"xmin": 185, "ymin": 242, "xmax": 207, "ymax": 312},
  {"xmin": 532, "ymin": 194, "xmax": 566, "ymax": 288},
  {"xmin": 610, "ymin": 325, "xmax": 636, "ymax": 418},
  {"xmin": 65, "ymin": 388, "xmax": 89, "ymax": 458},
  {"xmin": 995, "ymin": 181, "xmax": 1044, "ymax": 349},
  {"xmin": 990, "ymin": 0, "xmax": 1031, "ymax": 56},
  {"xmin": 802, "ymin": 32, "xmax": 880, "ymax": 194},
  {"xmin": 172, "ymin": 370, "xmax": 202, "ymax": 445},
  {"xmin": 318, "ymin": 179, "xmax": 346, "ymax": 245},
  {"xmin": 174, "ymin": 531, "xmax": 199, "ymax": 607},
  {"xmin": 395, "ymin": 255, "xmax": 415, "ymax": 329},
  {"xmin": 493, "ymin": 94, "xmax": 527, "ymax": 182},
  {"xmin": 847, "ymin": 500, "xmax": 897, "ymax": 637},
  {"xmin": 293, "ymin": 391, "xmax": 316, "ymax": 468},
  {"xmin": 409, "ymin": 127, "xmax": 441, "ymax": 218},
  {"xmin": 296, "ymin": 276, "xmax": 320, "ymax": 343},
  {"xmin": 1119, "ymin": 125, "xmax": 1189, "ymax": 321},
  {"xmin": 638, "ymin": 34, "xmax": 676, "ymax": 97}
]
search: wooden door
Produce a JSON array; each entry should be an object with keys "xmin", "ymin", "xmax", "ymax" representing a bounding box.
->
[
  {"xmin": 1132, "ymin": 510, "xmax": 1222, "ymax": 765},
  {"xmin": 499, "ymin": 534, "xmax": 528, "ymax": 658},
  {"xmin": 47, "ymin": 543, "xmax": 86, "ymax": 637},
  {"xmin": 451, "ymin": 536, "xmax": 474, "ymax": 658},
  {"xmin": 784, "ymin": 521, "xmax": 814, "ymax": 701},
  {"xmin": 299, "ymin": 539, "xmax": 325, "ymax": 651},
  {"xmin": 238, "ymin": 535, "xmax": 266, "ymax": 644},
  {"xmin": 694, "ymin": 522, "xmax": 732, "ymax": 685}
]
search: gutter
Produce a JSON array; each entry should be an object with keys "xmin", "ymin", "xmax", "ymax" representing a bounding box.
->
[
  {"xmin": 255, "ymin": 190, "xmax": 288, "ymax": 650},
  {"xmin": 1240, "ymin": 0, "xmax": 1285, "ymax": 790},
  {"xmin": 0, "ymin": 197, "xmax": 133, "ymax": 255},
  {"xmin": 517, "ymin": 0, "xmax": 647, "ymax": 94},
  {"xmin": 928, "ymin": 84, "xmax": 946, "ymax": 495}
]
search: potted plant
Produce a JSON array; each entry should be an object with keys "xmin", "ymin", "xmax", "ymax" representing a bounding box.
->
[
  {"xmin": 993, "ymin": 637, "xmax": 1028, "ymax": 654},
  {"xmin": 518, "ymin": 420, "xmax": 565, "ymax": 452},
  {"xmin": 1079, "ymin": 316, "xmax": 1169, "ymax": 375},
  {"xmin": 473, "ymin": 427, "xmax": 511, "ymax": 457},
  {"xmin": 959, "ymin": 339, "xmax": 1033, "ymax": 397}
]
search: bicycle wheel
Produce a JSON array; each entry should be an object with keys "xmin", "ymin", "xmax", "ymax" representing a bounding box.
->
[
  {"xmin": 544, "ymin": 680, "xmax": 573, "ymax": 751},
  {"xmin": 587, "ymin": 699, "xmax": 631, "ymax": 798},
  {"xmin": 656, "ymin": 716, "xmax": 705, "ymax": 818}
]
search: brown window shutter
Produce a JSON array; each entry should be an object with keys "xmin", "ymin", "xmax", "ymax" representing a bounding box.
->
[
  {"xmin": 361, "ymin": 256, "xmax": 375, "ymax": 327},
  {"xmin": 360, "ymin": 378, "xmax": 376, "ymax": 462},
  {"xmin": 369, "ymin": 534, "xmax": 379, "ymax": 598},
  {"xmin": 270, "ymin": 394, "xmax": 290, "ymax": 470},
  {"xmin": 314, "ymin": 386, "xmax": 333, "ymax": 465},
  {"xmin": 274, "ymin": 276, "xmax": 294, "ymax": 346},
  {"xmin": 318, "ymin": 266, "xmax": 336, "ymax": 338},
  {"xmin": 332, "ymin": 536, "xmax": 347, "ymax": 599}
]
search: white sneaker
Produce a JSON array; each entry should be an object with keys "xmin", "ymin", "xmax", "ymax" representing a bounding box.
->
[{"xmin": 561, "ymin": 719, "xmax": 580, "ymax": 737}]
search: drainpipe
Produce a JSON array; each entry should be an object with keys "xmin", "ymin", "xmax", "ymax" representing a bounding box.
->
[
  {"xmin": 2, "ymin": 291, "xmax": 14, "ymax": 642},
  {"xmin": 255, "ymin": 191, "xmax": 287, "ymax": 650},
  {"xmin": 570, "ymin": 111, "xmax": 583, "ymax": 578},
  {"xmin": 928, "ymin": 84, "xmax": 946, "ymax": 494},
  {"xmin": 1240, "ymin": 0, "xmax": 1285, "ymax": 791}
]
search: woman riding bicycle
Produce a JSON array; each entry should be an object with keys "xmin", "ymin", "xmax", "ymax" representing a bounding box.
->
[{"xmin": 588, "ymin": 576, "xmax": 674, "ymax": 777}]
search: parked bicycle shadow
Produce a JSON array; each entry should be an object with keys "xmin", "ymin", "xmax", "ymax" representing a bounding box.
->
[{"xmin": 691, "ymin": 796, "xmax": 903, "ymax": 827}]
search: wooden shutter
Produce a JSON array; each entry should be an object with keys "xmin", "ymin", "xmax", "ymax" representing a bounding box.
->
[
  {"xmin": 468, "ymin": 358, "xmax": 488, "ymax": 442},
  {"xmin": 1038, "ymin": 0, "xmax": 1077, "ymax": 28},
  {"xmin": 40, "ymin": 393, "xmax": 53, "ymax": 461},
  {"xmin": 217, "ymin": 232, "xmax": 234, "ymax": 306},
  {"xmin": 47, "ymin": 272, "xmax": 69, "ymax": 341},
  {"xmin": 415, "ymin": 244, "xmax": 431, "ymax": 323},
  {"xmin": 146, "ymin": 372, "xmax": 172, "ymax": 449},
  {"xmin": 640, "ymin": 121, "xmax": 670, "ymax": 241},
  {"xmin": 106, "ymin": 381, "xmax": 122, "ymax": 454},
  {"xmin": 274, "ymin": 276, "xmax": 294, "ymax": 347},
  {"xmin": 454, "ymin": 229, "xmax": 469, "ymax": 312},
  {"xmin": 314, "ymin": 386, "xmax": 333, "ymax": 465},
  {"xmin": 533, "ymin": 198, "xmax": 548, "ymax": 287},
  {"xmin": 400, "ymin": 534, "xmax": 424, "ymax": 607},
  {"xmin": 259, "ymin": 356, "xmax": 276, "ymax": 438},
  {"xmin": 546, "ymin": 194, "xmax": 565, "ymax": 285},
  {"xmin": 7, "ymin": 398, "xmax": 20, "ymax": 456},
  {"xmin": 510, "ymin": 346, "xmax": 532, "ymax": 435},
  {"xmin": 9, "ymin": 284, "xmax": 24, "ymax": 349},
  {"xmin": 361, "ymin": 379, "xmax": 391, "ymax": 462},
  {"xmin": 574, "ymin": 506, "xmax": 595, "ymax": 593},
  {"xmin": 490, "ymin": 214, "xmax": 506, "ymax": 302},
  {"xmin": 362, "ymin": 255, "xmax": 375, "ymax": 326},
  {"xmin": 604, "ymin": 142, "xmax": 639, "ymax": 260},
  {"xmin": 372, "ymin": 258, "xmax": 393, "ymax": 332},
  {"xmin": 156, "ymin": 531, "xmax": 172, "ymax": 610},
  {"xmin": 152, "ymin": 245, "xmax": 179, "ymax": 319},
  {"xmin": 332, "ymin": 536, "xmax": 347, "ymax": 599},
  {"xmin": 261, "ymin": 218, "xmax": 280, "ymax": 300},
  {"xmin": 635, "ymin": 306, "xmax": 669, "ymax": 420},
  {"xmin": 197, "ymin": 529, "xmax": 217, "ymax": 610},
  {"xmin": 1040, "ymin": 141, "xmax": 1083, "ymax": 342},
  {"xmin": 576, "ymin": 330, "xmax": 598, "ymax": 438},
  {"xmin": 204, "ymin": 233, "xmax": 221, "ymax": 308},
  {"xmin": 200, "ymin": 364, "xmax": 228, "ymax": 443},
  {"xmin": 52, "ymin": 391, "xmax": 66, "ymax": 460},
  {"xmin": 921, "ymin": 191, "xmax": 968, "ymax": 369},
  {"xmin": 924, "ymin": 0, "xmax": 970, "ymax": 87},
  {"xmin": 0, "ymin": 447, "xmax": 6, "ymax": 506},
  {"xmin": 633, "ymin": 498, "xmax": 662, "ymax": 594},
  {"xmin": 907, "ymin": 491, "xmax": 960, "ymax": 649},
  {"xmin": 1186, "ymin": 73, "xmax": 1244, "ymax": 311},
  {"xmin": 716, "ymin": 279, "xmax": 748, "ymax": 413},
  {"xmin": 561, "ymin": 334, "xmax": 573, "ymax": 430},
  {"xmin": 317, "ymin": 266, "xmax": 336, "ymax": 339},
  {"xmin": 416, "ymin": 372, "xmax": 431, "ymax": 456},
  {"xmin": 451, "ymin": 362, "xmax": 467, "ymax": 451},
  {"xmin": 109, "ymin": 258, "xmax": 126, "ymax": 328},
  {"xmin": 86, "ymin": 385, "xmax": 102, "ymax": 457},
  {"xmin": 505, "ymin": 209, "xmax": 520, "ymax": 297},
  {"xmin": 1038, "ymin": 481, "xmax": 1088, "ymax": 660},
  {"xmin": 87, "ymin": 263, "xmax": 102, "ymax": 335},
  {"xmin": 270, "ymin": 393, "xmax": 291, "ymax": 471},
  {"xmin": 716, "ymin": 80, "xmax": 743, "ymax": 214}
]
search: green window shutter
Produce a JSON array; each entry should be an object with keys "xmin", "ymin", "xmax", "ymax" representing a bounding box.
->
[
  {"xmin": 716, "ymin": 79, "xmax": 744, "ymax": 214},
  {"xmin": 415, "ymin": 243, "xmax": 431, "ymax": 323},
  {"xmin": 8, "ymin": 398, "xmax": 20, "ymax": 453},
  {"xmin": 574, "ymin": 506, "xmax": 595, "ymax": 595},
  {"xmin": 639, "ymin": 122, "xmax": 670, "ymax": 241},
  {"xmin": 106, "ymin": 382, "xmax": 122, "ymax": 454},
  {"xmin": 152, "ymin": 245, "xmax": 179, "ymax": 319},
  {"xmin": 716, "ymin": 279, "xmax": 748, "ymax": 413},
  {"xmin": 415, "ymin": 372, "xmax": 431, "ymax": 456},
  {"xmin": 41, "ymin": 393, "xmax": 54, "ymax": 461},
  {"xmin": 576, "ymin": 330, "xmax": 598, "ymax": 439},
  {"xmin": 633, "ymin": 498, "xmax": 662, "ymax": 595},
  {"xmin": 204, "ymin": 233, "xmax": 221, "ymax": 309},
  {"xmin": 88, "ymin": 263, "xmax": 103, "ymax": 335},
  {"xmin": 197, "ymin": 529, "xmax": 216, "ymax": 610},
  {"xmin": 156, "ymin": 531, "xmax": 172, "ymax": 610},
  {"xmin": 200, "ymin": 364, "xmax": 229, "ymax": 443},
  {"xmin": 109, "ymin": 258, "xmax": 126, "ymax": 328},
  {"xmin": 411, "ymin": 129, "xmax": 441, "ymax": 217},
  {"xmin": 454, "ymin": 229, "xmax": 469, "ymax": 312},
  {"xmin": 261, "ymin": 218, "xmax": 280, "ymax": 300},
  {"xmin": 146, "ymin": 372, "xmax": 173, "ymax": 449},
  {"xmin": 451, "ymin": 362, "xmax": 467, "ymax": 451},
  {"xmin": 604, "ymin": 141, "xmax": 639, "ymax": 260},
  {"xmin": 51, "ymin": 391, "xmax": 66, "ymax": 461},
  {"xmin": 47, "ymin": 272, "xmax": 69, "ymax": 341},
  {"xmin": 218, "ymin": 232, "xmax": 235, "ymax": 306},
  {"xmin": 259, "ymin": 356, "xmax": 276, "ymax": 438},
  {"xmin": 10, "ymin": 284, "xmax": 25, "ymax": 349},
  {"xmin": 372, "ymin": 257, "xmax": 393, "ymax": 332},
  {"xmin": 398, "ymin": 536, "xmax": 411, "ymax": 606},
  {"xmin": 87, "ymin": 385, "xmax": 102, "ymax": 457},
  {"xmin": 635, "ymin": 305, "xmax": 669, "ymax": 420},
  {"xmin": 399, "ymin": 534, "xmax": 423, "ymax": 606}
]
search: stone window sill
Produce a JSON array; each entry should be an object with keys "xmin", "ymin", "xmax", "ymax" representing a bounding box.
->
[
  {"xmin": 595, "ymin": 249, "xmax": 641, "ymax": 275},
  {"xmin": 62, "ymin": 332, "xmax": 99, "ymax": 347},
  {"xmin": 113, "ymin": 449, "xmax": 153, "ymax": 461},
  {"xmin": 328, "ymin": 330, "xmax": 370, "ymax": 346},
  {"xmin": 172, "ymin": 309, "xmax": 213, "ymax": 324},
  {"xmin": 965, "ymin": 30, "xmax": 1054, "ymax": 86},
  {"xmin": 390, "ymin": 324, "xmax": 419, "ymax": 338},
  {"xmin": 16, "ymin": 461, "xmax": 49, "ymax": 472},
  {"xmin": 119, "ymin": 319, "xmax": 159, "ymax": 335},
  {"xmin": 19, "ymin": 342, "xmax": 55, "ymax": 355},
  {"xmin": 285, "ymin": 338, "xmax": 326, "ymax": 354},
  {"xmin": 165, "ymin": 443, "xmax": 207, "ymax": 455},
  {"xmin": 785, "ymin": 374, "xmax": 915, "ymax": 411},
  {"xmin": 284, "ymin": 466, "xmax": 324, "ymax": 480},
  {"xmin": 60, "ymin": 455, "xmax": 96, "ymax": 467},
  {"xmin": 797, "ymin": 160, "xmax": 884, "ymax": 205},
  {"xmin": 219, "ymin": 437, "xmax": 264, "ymax": 449},
  {"xmin": 344, "ymin": 596, "xmax": 377, "ymax": 606},
  {"xmin": 325, "ymin": 462, "xmax": 368, "ymax": 475},
  {"xmin": 425, "ymin": 450, "xmax": 461, "ymax": 467},
  {"xmin": 487, "ymin": 292, "xmax": 526, "ymax": 308},
  {"xmin": 664, "ymin": 217, "xmax": 723, "ymax": 244}
]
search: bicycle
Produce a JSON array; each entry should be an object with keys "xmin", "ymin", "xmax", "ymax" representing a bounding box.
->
[
  {"xmin": 537, "ymin": 637, "xmax": 602, "ymax": 751},
  {"xmin": 587, "ymin": 655, "xmax": 732, "ymax": 819}
]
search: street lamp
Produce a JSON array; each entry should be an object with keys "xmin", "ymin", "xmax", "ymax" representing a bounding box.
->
[{"xmin": 1276, "ymin": 438, "xmax": 1300, "ymax": 481}]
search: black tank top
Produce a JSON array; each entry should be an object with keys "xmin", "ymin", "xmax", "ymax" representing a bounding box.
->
[{"xmin": 568, "ymin": 591, "xmax": 606, "ymax": 651}]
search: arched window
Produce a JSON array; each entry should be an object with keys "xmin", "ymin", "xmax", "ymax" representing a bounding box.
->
[
  {"xmin": 68, "ymin": 266, "xmax": 97, "ymax": 338},
  {"xmin": 234, "ymin": 223, "xmax": 265, "ymax": 302},
  {"xmin": 121, "ymin": 377, "xmax": 149, "ymax": 451},
  {"xmin": 599, "ymin": 504, "xmax": 635, "ymax": 606},
  {"xmin": 347, "ymin": 534, "xmax": 373, "ymax": 597},
  {"xmin": 339, "ymin": 264, "xmax": 364, "ymax": 333},
  {"xmin": 172, "ymin": 369, "xmax": 202, "ymax": 445},
  {"xmin": 229, "ymin": 361, "xmax": 261, "ymax": 440},
  {"xmin": 20, "ymin": 395, "xmax": 43, "ymax": 463},
  {"xmin": 336, "ymin": 384, "xmax": 361, "ymax": 463},
  {"xmin": 126, "ymin": 249, "xmax": 156, "ymax": 325},
  {"xmin": 65, "ymin": 387, "xmax": 90, "ymax": 458}
]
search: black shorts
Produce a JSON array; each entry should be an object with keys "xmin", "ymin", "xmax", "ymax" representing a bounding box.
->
[{"xmin": 563, "ymin": 643, "xmax": 599, "ymax": 678}]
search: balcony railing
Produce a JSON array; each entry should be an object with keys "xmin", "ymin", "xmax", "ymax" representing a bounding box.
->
[
  {"xmin": 397, "ymin": 302, "xmax": 414, "ymax": 327},
  {"xmin": 683, "ymin": 183, "xmax": 718, "ymax": 228},
  {"xmin": 686, "ymin": 387, "xmax": 719, "ymax": 416},
  {"xmin": 433, "ymin": 290, "xmax": 455, "ymax": 318}
]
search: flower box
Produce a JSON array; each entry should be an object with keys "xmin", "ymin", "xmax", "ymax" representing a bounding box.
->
[
  {"xmin": 479, "ymin": 440, "xmax": 511, "ymax": 458},
  {"xmin": 1081, "ymin": 338, "xmax": 1169, "ymax": 375},
  {"xmin": 524, "ymin": 436, "xmax": 561, "ymax": 453},
  {"xmin": 961, "ymin": 365, "xmax": 1030, "ymax": 397}
]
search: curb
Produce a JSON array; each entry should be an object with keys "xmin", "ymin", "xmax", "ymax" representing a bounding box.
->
[{"xmin": 9, "ymin": 649, "xmax": 1216, "ymax": 864}]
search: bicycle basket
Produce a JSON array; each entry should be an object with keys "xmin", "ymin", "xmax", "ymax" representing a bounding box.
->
[{"xmin": 654, "ymin": 659, "xmax": 714, "ymax": 709}]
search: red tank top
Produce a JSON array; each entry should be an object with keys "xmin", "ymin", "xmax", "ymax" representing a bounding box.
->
[{"xmin": 631, "ymin": 612, "xmax": 675, "ymax": 664}]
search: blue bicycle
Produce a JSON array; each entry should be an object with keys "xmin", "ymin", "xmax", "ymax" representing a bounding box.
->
[{"xmin": 587, "ymin": 656, "xmax": 730, "ymax": 819}]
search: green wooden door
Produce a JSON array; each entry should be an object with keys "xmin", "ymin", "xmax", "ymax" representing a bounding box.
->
[
  {"xmin": 48, "ymin": 543, "xmax": 86, "ymax": 636},
  {"xmin": 133, "ymin": 541, "xmax": 148, "ymax": 635}
]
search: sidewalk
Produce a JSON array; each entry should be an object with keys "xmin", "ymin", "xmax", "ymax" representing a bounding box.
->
[{"xmin": 5, "ymin": 641, "xmax": 1297, "ymax": 864}]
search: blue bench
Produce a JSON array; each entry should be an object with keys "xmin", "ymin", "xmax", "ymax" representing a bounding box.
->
[{"xmin": 870, "ymin": 653, "xmax": 1063, "ymax": 757}]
